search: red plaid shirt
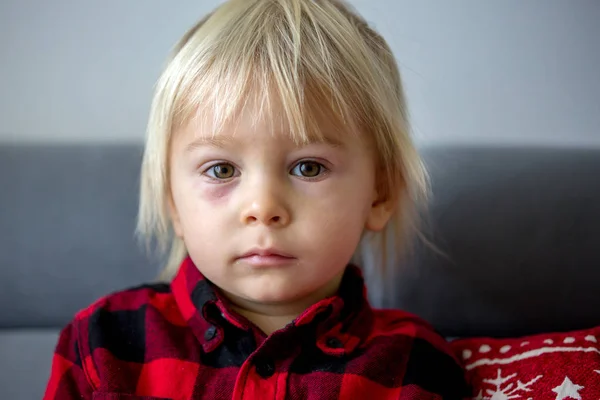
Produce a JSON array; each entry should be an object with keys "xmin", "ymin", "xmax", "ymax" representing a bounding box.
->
[{"xmin": 44, "ymin": 257, "xmax": 469, "ymax": 399}]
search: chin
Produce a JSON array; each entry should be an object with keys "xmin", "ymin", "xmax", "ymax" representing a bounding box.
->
[
  {"xmin": 246, "ymin": 290, "xmax": 301, "ymax": 304},
  {"xmin": 243, "ymin": 282, "xmax": 311, "ymax": 305}
]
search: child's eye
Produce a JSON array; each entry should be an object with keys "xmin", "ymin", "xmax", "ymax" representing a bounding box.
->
[
  {"xmin": 204, "ymin": 163, "xmax": 236, "ymax": 180},
  {"xmin": 290, "ymin": 161, "xmax": 326, "ymax": 178}
]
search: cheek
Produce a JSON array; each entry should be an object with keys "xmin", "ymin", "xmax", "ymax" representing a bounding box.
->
[
  {"xmin": 317, "ymin": 170, "xmax": 375, "ymax": 215},
  {"xmin": 302, "ymin": 188, "xmax": 369, "ymax": 247},
  {"xmin": 172, "ymin": 179, "xmax": 233, "ymax": 231},
  {"xmin": 175, "ymin": 184, "xmax": 231, "ymax": 254},
  {"xmin": 321, "ymin": 198, "xmax": 367, "ymax": 235},
  {"xmin": 310, "ymin": 209, "xmax": 363, "ymax": 265},
  {"xmin": 197, "ymin": 181, "xmax": 235, "ymax": 204}
]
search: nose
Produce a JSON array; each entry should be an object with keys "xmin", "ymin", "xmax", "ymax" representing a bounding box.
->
[{"xmin": 240, "ymin": 181, "xmax": 291, "ymax": 227}]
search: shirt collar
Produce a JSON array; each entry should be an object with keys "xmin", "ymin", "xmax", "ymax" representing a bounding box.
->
[{"xmin": 171, "ymin": 256, "xmax": 374, "ymax": 356}]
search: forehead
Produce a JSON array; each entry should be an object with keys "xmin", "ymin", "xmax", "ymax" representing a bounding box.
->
[{"xmin": 175, "ymin": 94, "xmax": 361, "ymax": 149}]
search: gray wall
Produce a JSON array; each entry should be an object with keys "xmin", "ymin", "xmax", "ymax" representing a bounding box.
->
[{"xmin": 1, "ymin": 0, "xmax": 599, "ymax": 145}]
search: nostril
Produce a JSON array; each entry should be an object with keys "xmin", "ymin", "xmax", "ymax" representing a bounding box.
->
[{"xmin": 272, "ymin": 216, "xmax": 280, "ymax": 222}]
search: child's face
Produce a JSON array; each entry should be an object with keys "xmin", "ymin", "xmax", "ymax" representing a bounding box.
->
[{"xmin": 168, "ymin": 102, "xmax": 393, "ymax": 309}]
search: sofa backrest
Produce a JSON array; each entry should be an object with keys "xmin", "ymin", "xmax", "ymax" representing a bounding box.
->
[{"xmin": 1, "ymin": 144, "xmax": 599, "ymax": 337}]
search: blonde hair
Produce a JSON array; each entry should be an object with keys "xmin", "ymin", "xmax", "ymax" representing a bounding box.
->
[{"xmin": 137, "ymin": 0, "xmax": 429, "ymax": 281}]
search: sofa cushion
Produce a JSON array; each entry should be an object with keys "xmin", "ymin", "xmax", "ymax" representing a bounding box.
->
[
  {"xmin": 371, "ymin": 145, "xmax": 600, "ymax": 337},
  {"xmin": 451, "ymin": 325, "xmax": 600, "ymax": 399},
  {"xmin": 0, "ymin": 329, "xmax": 59, "ymax": 400},
  {"xmin": 0, "ymin": 145, "xmax": 159, "ymax": 328}
]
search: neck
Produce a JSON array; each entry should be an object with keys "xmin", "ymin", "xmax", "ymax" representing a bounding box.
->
[
  {"xmin": 224, "ymin": 272, "xmax": 344, "ymax": 335},
  {"xmin": 231, "ymin": 308, "xmax": 297, "ymax": 336}
]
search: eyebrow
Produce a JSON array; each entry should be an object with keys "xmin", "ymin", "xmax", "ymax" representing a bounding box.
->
[
  {"xmin": 185, "ymin": 137, "xmax": 232, "ymax": 152},
  {"xmin": 185, "ymin": 134, "xmax": 344, "ymax": 152}
]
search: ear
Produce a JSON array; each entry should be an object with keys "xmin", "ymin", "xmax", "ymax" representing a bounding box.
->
[
  {"xmin": 365, "ymin": 190, "xmax": 396, "ymax": 232},
  {"xmin": 167, "ymin": 196, "xmax": 184, "ymax": 238}
]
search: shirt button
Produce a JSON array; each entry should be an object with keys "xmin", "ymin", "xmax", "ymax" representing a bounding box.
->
[
  {"xmin": 326, "ymin": 337, "xmax": 344, "ymax": 349},
  {"xmin": 255, "ymin": 359, "xmax": 275, "ymax": 378},
  {"xmin": 204, "ymin": 326, "xmax": 217, "ymax": 341}
]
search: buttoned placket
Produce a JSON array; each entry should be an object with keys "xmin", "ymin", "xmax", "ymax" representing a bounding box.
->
[
  {"xmin": 175, "ymin": 258, "xmax": 372, "ymax": 399},
  {"xmin": 229, "ymin": 313, "xmax": 361, "ymax": 399}
]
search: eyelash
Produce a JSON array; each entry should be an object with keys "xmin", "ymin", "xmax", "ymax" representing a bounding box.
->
[
  {"xmin": 201, "ymin": 160, "xmax": 330, "ymax": 182},
  {"xmin": 202, "ymin": 162, "xmax": 239, "ymax": 181},
  {"xmin": 289, "ymin": 160, "xmax": 329, "ymax": 180}
]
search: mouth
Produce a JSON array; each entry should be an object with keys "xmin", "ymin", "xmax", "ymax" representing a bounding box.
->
[{"xmin": 236, "ymin": 248, "xmax": 297, "ymax": 268}]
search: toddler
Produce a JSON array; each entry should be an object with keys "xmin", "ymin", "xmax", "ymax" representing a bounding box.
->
[{"xmin": 44, "ymin": 0, "xmax": 468, "ymax": 398}]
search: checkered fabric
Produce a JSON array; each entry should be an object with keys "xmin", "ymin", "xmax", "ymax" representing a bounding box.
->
[{"xmin": 44, "ymin": 256, "xmax": 469, "ymax": 399}]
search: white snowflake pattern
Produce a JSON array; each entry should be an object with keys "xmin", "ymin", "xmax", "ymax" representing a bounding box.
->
[{"xmin": 473, "ymin": 369, "xmax": 543, "ymax": 400}]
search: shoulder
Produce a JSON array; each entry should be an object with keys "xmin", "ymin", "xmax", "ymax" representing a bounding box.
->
[
  {"xmin": 72, "ymin": 281, "xmax": 184, "ymax": 337},
  {"xmin": 61, "ymin": 282, "xmax": 184, "ymax": 389},
  {"xmin": 70, "ymin": 283, "xmax": 179, "ymax": 355},
  {"xmin": 72, "ymin": 281, "xmax": 176, "ymax": 329},
  {"xmin": 370, "ymin": 308, "xmax": 459, "ymax": 362},
  {"xmin": 367, "ymin": 308, "xmax": 470, "ymax": 399},
  {"xmin": 371, "ymin": 308, "xmax": 453, "ymax": 353}
]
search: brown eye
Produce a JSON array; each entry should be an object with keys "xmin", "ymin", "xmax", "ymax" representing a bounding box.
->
[
  {"xmin": 207, "ymin": 163, "xmax": 236, "ymax": 179},
  {"xmin": 291, "ymin": 161, "xmax": 324, "ymax": 178}
]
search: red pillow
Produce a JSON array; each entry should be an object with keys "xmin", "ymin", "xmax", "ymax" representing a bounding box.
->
[{"xmin": 451, "ymin": 325, "xmax": 600, "ymax": 399}]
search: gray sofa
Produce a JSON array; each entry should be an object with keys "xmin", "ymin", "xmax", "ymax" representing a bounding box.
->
[{"xmin": 1, "ymin": 144, "xmax": 599, "ymax": 399}]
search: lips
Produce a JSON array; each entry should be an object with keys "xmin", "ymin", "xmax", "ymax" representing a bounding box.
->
[
  {"xmin": 239, "ymin": 248, "xmax": 294, "ymax": 258},
  {"xmin": 236, "ymin": 248, "xmax": 296, "ymax": 267}
]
